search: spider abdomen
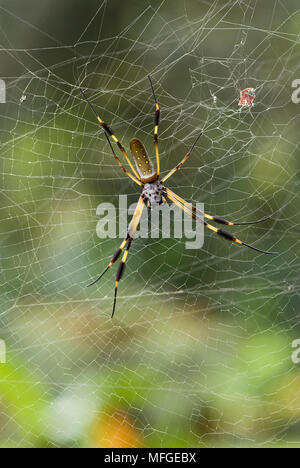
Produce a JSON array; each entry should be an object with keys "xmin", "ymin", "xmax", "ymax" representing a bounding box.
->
[
  {"xmin": 130, "ymin": 138, "xmax": 158, "ymax": 183},
  {"xmin": 142, "ymin": 180, "xmax": 165, "ymax": 206}
]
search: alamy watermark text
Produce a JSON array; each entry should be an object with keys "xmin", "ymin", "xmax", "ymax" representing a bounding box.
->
[
  {"xmin": 0, "ymin": 339, "xmax": 6, "ymax": 363},
  {"xmin": 292, "ymin": 79, "xmax": 300, "ymax": 104},
  {"xmin": 292, "ymin": 339, "xmax": 300, "ymax": 364},
  {"xmin": 96, "ymin": 195, "xmax": 205, "ymax": 250},
  {"xmin": 0, "ymin": 79, "xmax": 6, "ymax": 103}
]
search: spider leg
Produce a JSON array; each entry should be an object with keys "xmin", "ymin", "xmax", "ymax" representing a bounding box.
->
[
  {"xmin": 166, "ymin": 191, "xmax": 278, "ymax": 255},
  {"xmin": 167, "ymin": 188, "xmax": 273, "ymax": 226},
  {"xmin": 112, "ymin": 196, "xmax": 145, "ymax": 317},
  {"xmin": 104, "ymin": 134, "xmax": 143, "ymax": 186},
  {"xmin": 112, "ymin": 237, "xmax": 132, "ymax": 318},
  {"xmin": 87, "ymin": 236, "xmax": 129, "ymax": 287},
  {"xmin": 161, "ymin": 132, "xmax": 203, "ymax": 183},
  {"xmin": 79, "ymin": 88, "xmax": 141, "ymax": 181},
  {"xmin": 148, "ymin": 75, "xmax": 160, "ymax": 176},
  {"xmin": 87, "ymin": 196, "xmax": 145, "ymax": 317}
]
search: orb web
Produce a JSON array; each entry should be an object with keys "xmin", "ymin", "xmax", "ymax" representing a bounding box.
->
[{"xmin": 0, "ymin": 0, "xmax": 299, "ymax": 448}]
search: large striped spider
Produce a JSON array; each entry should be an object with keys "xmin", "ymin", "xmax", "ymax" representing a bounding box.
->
[{"xmin": 80, "ymin": 77, "xmax": 276, "ymax": 317}]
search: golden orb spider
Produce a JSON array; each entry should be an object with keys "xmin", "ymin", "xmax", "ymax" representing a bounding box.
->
[{"xmin": 80, "ymin": 77, "xmax": 276, "ymax": 317}]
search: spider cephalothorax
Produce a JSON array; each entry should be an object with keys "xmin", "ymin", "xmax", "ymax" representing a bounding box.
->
[
  {"xmin": 142, "ymin": 180, "xmax": 166, "ymax": 206},
  {"xmin": 80, "ymin": 76, "xmax": 276, "ymax": 317}
]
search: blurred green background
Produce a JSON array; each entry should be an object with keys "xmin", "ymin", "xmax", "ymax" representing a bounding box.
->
[{"xmin": 0, "ymin": 0, "xmax": 300, "ymax": 448}]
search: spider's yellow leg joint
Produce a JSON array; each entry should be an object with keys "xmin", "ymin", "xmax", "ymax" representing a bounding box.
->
[
  {"xmin": 162, "ymin": 132, "xmax": 203, "ymax": 183},
  {"xmin": 154, "ymin": 103, "xmax": 160, "ymax": 175},
  {"xmin": 207, "ymin": 224, "xmax": 218, "ymax": 233},
  {"xmin": 167, "ymin": 188, "xmax": 239, "ymax": 228},
  {"xmin": 122, "ymin": 249, "xmax": 129, "ymax": 263},
  {"xmin": 79, "ymin": 89, "xmax": 142, "ymax": 182},
  {"xmin": 87, "ymin": 238, "xmax": 128, "ymax": 288},
  {"xmin": 113, "ymin": 153, "xmax": 143, "ymax": 186},
  {"xmin": 149, "ymin": 79, "xmax": 160, "ymax": 176}
]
